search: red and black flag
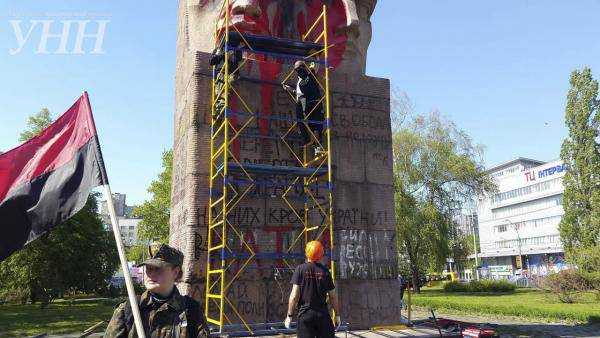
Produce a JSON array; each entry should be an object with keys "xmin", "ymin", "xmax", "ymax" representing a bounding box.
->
[{"xmin": 0, "ymin": 92, "xmax": 108, "ymax": 261}]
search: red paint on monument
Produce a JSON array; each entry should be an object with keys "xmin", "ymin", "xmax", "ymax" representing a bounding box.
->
[
  {"xmin": 263, "ymin": 225, "xmax": 293, "ymax": 267},
  {"xmin": 258, "ymin": 60, "xmax": 281, "ymax": 135},
  {"xmin": 218, "ymin": 0, "xmax": 347, "ymax": 67}
]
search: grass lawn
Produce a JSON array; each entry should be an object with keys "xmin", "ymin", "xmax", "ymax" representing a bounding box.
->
[
  {"xmin": 0, "ymin": 298, "xmax": 120, "ymax": 336},
  {"xmin": 412, "ymin": 287, "xmax": 600, "ymax": 324}
]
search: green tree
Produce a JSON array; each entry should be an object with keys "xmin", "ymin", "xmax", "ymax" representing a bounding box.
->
[
  {"xmin": 449, "ymin": 230, "xmax": 473, "ymax": 267},
  {"xmin": 133, "ymin": 149, "xmax": 173, "ymax": 243},
  {"xmin": 126, "ymin": 243, "xmax": 148, "ymax": 264},
  {"xmin": 392, "ymin": 95, "xmax": 495, "ymax": 291},
  {"xmin": 559, "ymin": 67, "xmax": 600, "ymax": 264},
  {"xmin": 0, "ymin": 110, "xmax": 119, "ymax": 307},
  {"xmin": 18, "ymin": 108, "xmax": 52, "ymax": 142}
]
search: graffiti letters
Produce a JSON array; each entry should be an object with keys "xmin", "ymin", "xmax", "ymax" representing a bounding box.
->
[{"xmin": 339, "ymin": 230, "xmax": 397, "ymax": 280}]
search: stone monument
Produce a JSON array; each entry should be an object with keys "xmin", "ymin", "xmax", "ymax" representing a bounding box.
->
[{"xmin": 171, "ymin": 0, "xmax": 400, "ymax": 329}]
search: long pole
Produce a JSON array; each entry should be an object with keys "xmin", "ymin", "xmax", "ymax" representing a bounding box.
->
[
  {"xmin": 472, "ymin": 221, "xmax": 479, "ymax": 281},
  {"xmin": 323, "ymin": 2, "xmax": 336, "ymax": 308},
  {"xmin": 515, "ymin": 223, "xmax": 522, "ymax": 269},
  {"xmin": 407, "ymin": 286, "xmax": 412, "ymax": 323},
  {"xmin": 104, "ymin": 185, "xmax": 146, "ymax": 338}
]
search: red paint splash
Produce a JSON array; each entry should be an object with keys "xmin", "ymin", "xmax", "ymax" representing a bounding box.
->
[
  {"xmin": 221, "ymin": 0, "xmax": 348, "ymax": 68},
  {"xmin": 264, "ymin": 225, "xmax": 293, "ymax": 268},
  {"xmin": 229, "ymin": 97, "xmax": 241, "ymax": 158}
]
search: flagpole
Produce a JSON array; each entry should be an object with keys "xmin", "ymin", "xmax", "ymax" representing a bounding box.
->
[
  {"xmin": 104, "ymin": 184, "xmax": 147, "ymax": 338},
  {"xmin": 82, "ymin": 91, "xmax": 146, "ymax": 336}
]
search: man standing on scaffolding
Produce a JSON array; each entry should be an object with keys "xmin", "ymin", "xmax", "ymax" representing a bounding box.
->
[
  {"xmin": 284, "ymin": 240, "xmax": 340, "ymax": 338},
  {"xmin": 283, "ymin": 61, "xmax": 325, "ymax": 155}
]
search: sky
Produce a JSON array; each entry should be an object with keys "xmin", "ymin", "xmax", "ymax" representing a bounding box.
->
[{"xmin": 1, "ymin": 1, "xmax": 599, "ymax": 205}]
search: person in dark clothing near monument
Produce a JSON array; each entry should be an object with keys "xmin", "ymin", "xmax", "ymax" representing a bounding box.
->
[
  {"xmin": 284, "ymin": 240, "xmax": 340, "ymax": 338},
  {"xmin": 283, "ymin": 61, "xmax": 325, "ymax": 155},
  {"xmin": 210, "ymin": 33, "xmax": 242, "ymax": 121}
]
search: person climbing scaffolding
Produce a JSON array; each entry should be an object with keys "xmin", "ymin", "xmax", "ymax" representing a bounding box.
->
[
  {"xmin": 282, "ymin": 61, "xmax": 325, "ymax": 155},
  {"xmin": 210, "ymin": 33, "xmax": 243, "ymax": 122}
]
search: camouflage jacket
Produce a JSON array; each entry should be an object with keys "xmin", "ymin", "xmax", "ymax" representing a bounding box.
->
[{"xmin": 104, "ymin": 289, "xmax": 209, "ymax": 338}]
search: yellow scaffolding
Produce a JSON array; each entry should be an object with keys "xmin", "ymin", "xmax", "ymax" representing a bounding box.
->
[{"xmin": 205, "ymin": 1, "xmax": 334, "ymax": 334}]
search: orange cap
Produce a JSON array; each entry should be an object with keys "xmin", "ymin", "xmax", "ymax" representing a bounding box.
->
[{"xmin": 305, "ymin": 240, "xmax": 324, "ymax": 262}]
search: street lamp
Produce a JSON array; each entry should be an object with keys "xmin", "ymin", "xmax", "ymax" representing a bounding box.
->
[
  {"xmin": 471, "ymin": 219, "xmax": 480, "ymax": 281},
  {"xmin": 504, "ymin": 219, "xmax": 523, "ymax": 272}
]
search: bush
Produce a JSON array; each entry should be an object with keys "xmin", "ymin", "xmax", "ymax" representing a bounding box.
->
[
  {"xmin": 443, "ymin": 281, "xmax": 469, "ymax": 292},
  {"xmin": 443, "ymin": 280, "xmax": 516, "ymax": 293},
  {"xmin": 0, "ymin": 288, "xmax": 30, "ymax": 305},
  {"xmin": 544, "ymin": 269, "xmax": 592, "ymax": 303},
  {"xmin": 569, "ymin": 246, "xmax": 600, "ymax": 273},
  {"xmin": 578, "ymin": 271, "xmax": 600, "ymax": 301},
  {"xmin": 581, "ymin": 271, "xmax": 600, "ymax": 286}
]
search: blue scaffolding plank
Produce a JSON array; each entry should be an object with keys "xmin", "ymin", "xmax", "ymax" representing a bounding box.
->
[
  {"xmin": 209, "ymin": 251, "xmax": 333, "ymax": 261},
  {"xmin": 232, "ymin": 46, "xmax": 327, "ymax": 66},
  {"xmin": 223, "ymin": 252, "xmax": 304, "ymax": 260},
  {"xmin": 219, "ymin": 163, "xmax": 327, "ymax": 177},
  {"xmin": 209, "ymin": 322, "xmax": 349, "ymax": 337},
  {"xmin": 228, "ymin": 177, "xmax": 328, "ymax": 188}
]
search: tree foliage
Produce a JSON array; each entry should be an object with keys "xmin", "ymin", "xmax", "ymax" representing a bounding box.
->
[
  {"xmin": 133, "ymin": 149, "xmax": 173, "ymax": 243},
  {"xmin": 126, "ymin": 243, "xmax": 148, "ymax": 265},
  {"xmin": 0, "ymin": 110, "xmax": 119, "ymax": 306},
  {"xmin": 559, "ymin": 67, "xmax": 600, "ymax": 262},
  {"xmin": 18, "ymin": 108, "xmax": 52, "ymax": 142},
  {"xmin": 392, "ymin": 93, "xmax": 496, "ymax": 291}
]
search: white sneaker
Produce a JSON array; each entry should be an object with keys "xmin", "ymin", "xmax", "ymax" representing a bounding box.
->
[{"xmin": 314, "ymin": 146, "xmax": 325, "ymax": 156}]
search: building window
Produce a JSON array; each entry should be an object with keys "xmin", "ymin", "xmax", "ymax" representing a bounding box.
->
[
  {"xmin": 491, "ymin": 178, "xmax": 562, "ymax": 205},
  {"xmin": 498, "ymin": 224, "xmax": 507, "ymax": 232},
  {"xmin": 493, "ymin": 234, "xmax": 559, "ymax": 249},
  {"xmin": 492, "ymin": 194, "xmax": 563, "ymax": 219}
]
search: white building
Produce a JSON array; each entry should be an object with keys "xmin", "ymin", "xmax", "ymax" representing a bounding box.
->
[
  {"xmin": 476, "ymin": 158, "xmax": 569, "ymax": 279},
  {"xmin": 101, "ymin": 193, "xmax": 130, "ymax": 219},
  {"xmin": 118, "ymin": 217, "xmax": 142, "ymax": 247},
  {"xmin": 100, "ymin": 193, "xmax": 142, "ymax": 247}
]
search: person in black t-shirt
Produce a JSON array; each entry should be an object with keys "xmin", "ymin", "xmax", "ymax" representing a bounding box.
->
[{"xmin": 284, "ymin": 240, "xmax": 340, "ymax": 338}]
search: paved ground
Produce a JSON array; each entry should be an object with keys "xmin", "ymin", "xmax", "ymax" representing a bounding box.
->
[{"xmin": 36, "ymin": 308, "xmax": 600, "ymax": 338}]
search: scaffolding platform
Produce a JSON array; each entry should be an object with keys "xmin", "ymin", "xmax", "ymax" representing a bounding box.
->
[
  {"xmin": 227, "ymin": 31, "xmax": 325, "ymax": 58},
  {"xmin": 218, "ymin": 251, "xmax": 305, "ymax": 260},
  {"xmin": 219, "ymin": 163, "xmax": 328, "ymax": 177},
  {"xmin": 210, "ymin": 322, "xmax": 350, "ymax": 337}
]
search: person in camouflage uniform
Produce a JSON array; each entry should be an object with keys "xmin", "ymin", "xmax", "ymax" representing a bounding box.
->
[
  {"xmin": 210, "ymin": 33, "xmax": 242, "ymax": 122},
  {"xmin": 104, "ymin": 242, "xmax": 209, "ymax": 338}
]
